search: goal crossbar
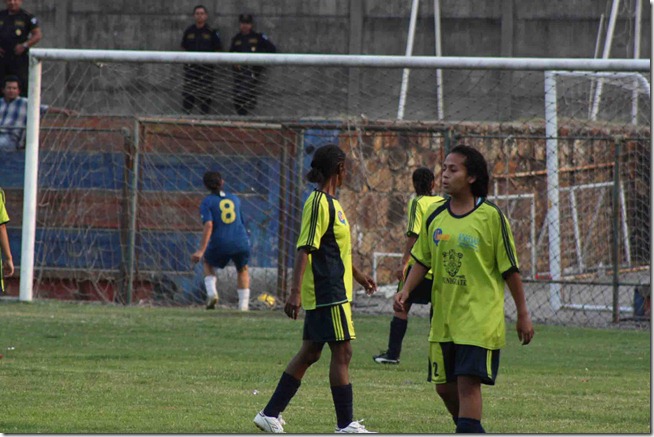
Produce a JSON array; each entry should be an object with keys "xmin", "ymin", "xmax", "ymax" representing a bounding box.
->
[{"xmin": 29, "ymin": 49, "xmax": 651, "ymax": 71}]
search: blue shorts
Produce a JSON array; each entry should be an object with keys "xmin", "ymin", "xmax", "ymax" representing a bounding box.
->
[
  {"xmin": 204, "ymin": 250, "xmax": 250, "ymax": 271},
  {"xmin": 428, "ymin": 342, "xmax": 500, "ymax": 386}
]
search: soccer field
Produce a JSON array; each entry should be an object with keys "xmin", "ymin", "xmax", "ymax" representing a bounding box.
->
[{"xmin": 0, "ymin": 300, "xmax": 649, "ymax": 434}]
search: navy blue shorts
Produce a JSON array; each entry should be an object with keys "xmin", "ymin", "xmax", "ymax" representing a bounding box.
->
[
  {"xmin": 204, "ymin": 250, "xmax": 250, "ymax": 271},
  {"xmin": 428, "ymin": 342, "xmax": 500, "ymax": 386},
  {"xmin": 397, "ymin": 265, "xmax": 432, "ymax": 305}
]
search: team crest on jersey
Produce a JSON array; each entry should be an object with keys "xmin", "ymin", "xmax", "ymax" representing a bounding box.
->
[
  {"xmin": 442, "ymin": 249, "xmax": 463, "ymax": 277},
  {"xmin": 433, "ymin": 228, "xmax": 450, "ymax": 246},
  {"xmin": 337, "ymin": 210, "xmax": 347, "ymax": 225}
]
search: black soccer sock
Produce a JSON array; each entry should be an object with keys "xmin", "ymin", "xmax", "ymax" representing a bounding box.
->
[
  {"xmin": 387, "ymin": 316, "xmax": 408, "ymax": 359},
  {"xmin": 455, "ymin": 417, "xmax": 485, "ymax": 433},
  {"xmin": 262, "ymin": 372, "xmax": 301, "ymax": 418},
  {"xmin": 331, "ymin": 383, "xmax": 353, "ymax": 429}
]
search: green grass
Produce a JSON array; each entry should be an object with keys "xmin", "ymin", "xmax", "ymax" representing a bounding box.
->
[{"xmin": 0, "ymin": 300, "xmax": 650, "ymax": 433}]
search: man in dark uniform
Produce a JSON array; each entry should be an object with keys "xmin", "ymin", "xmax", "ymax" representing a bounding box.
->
[
  {"xmin": 229, "ymin": 14, "xmax": 276, "ymax": 116},
  {"xmin": 0, "ymin": 0, "xmax": 41, "ymax": 97},
  {"xmin": 181, "ymin": 4, "xmax": 222, "ymax": 115}
]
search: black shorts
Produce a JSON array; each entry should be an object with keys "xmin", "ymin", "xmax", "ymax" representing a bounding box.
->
[
  {"xmin": 303, "ymin": 302, "xmax": 355, "ymax": 343},
  {"xmin": 428, "ymin": 342, "xmax": 500, "ymax": 386},
  {"xmin": 397, "ymin": 265, "xmax": 432, "ymax": 305}
]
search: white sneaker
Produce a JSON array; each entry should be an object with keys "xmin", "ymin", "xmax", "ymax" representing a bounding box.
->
[
  {"xmin": 254, "ymin": 411, "xmax": 285, "ymax": 433},
  {"xmin": 206, "ymin": 294, "xmax": 218, "ymax": 310},
  {"xmin": 336, "ymin": 420, "xmax": 375, "ymax": 433}
]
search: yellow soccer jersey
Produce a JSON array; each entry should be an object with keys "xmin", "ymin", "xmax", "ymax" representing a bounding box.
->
[
  {"xmin": 411, "ymin": 198, "xmax": 520, "ymax": 350},
  {"xmin": 0, "ymin": 188, "xmax": 9, "ymax": 225},
  {"xmin": 405, "ymin": 195, "xmax": 444, "ymax": 280},
  {"xmin": 0, "ymin": 188, "xmax": 9, "ymax": 294},
  {"xmin": 296, "ymin": 190, "xmax": 353, "ymax": 310}
]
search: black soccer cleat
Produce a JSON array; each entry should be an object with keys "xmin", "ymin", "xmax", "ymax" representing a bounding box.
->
[{"xmin": 373, "ymin": 351, "xmax": 400, "ymax": 365}]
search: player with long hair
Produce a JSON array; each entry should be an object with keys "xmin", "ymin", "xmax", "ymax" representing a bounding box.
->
[
  {"xmin": 254, "ymin": 144, "xmax": 377, "ymax": 433},
  {"xmin": 395, "ymin": 145, "xmax": 534, "ymax": 433}
]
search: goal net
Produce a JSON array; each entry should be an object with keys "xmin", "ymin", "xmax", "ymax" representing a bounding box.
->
[{"xmin": 4, "ymin": 50, "xmax": 650, "ymax": 326}]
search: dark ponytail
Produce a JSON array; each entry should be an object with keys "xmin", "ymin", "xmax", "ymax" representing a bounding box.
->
[
  {"xmin": 412, "ymin": 167, "xmax": 434, "ymax": 196},
  {"xmin": 306, "ymin": 144, "xmax": 346, "ymax": 184},
  {"xmin": 203, "ymin": 171, "xmax": 223, "ymax": 194}
]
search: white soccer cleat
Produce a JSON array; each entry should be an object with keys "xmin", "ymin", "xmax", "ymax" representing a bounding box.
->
[
  {"xmin": 206, "ymin": 294, "xmax": 218, "ymax": 310},
  {"xmin": 335, "ymin": 420, "xmax": 376, "ymax": 433},
  {"xmin": 254, "ymin": 411, "xmax": 285, "ymax": 433}
]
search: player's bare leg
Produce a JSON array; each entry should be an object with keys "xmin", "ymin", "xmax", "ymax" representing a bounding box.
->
[
  {"xmin": 456, "ymin": 375, "xmax": 485, "ymax": 432},
  {"xmin": 436, "ymin": 381, "xmax": 460, "ymax": 423},
  {"xmin": 237, "ymin": 265, "xmax": 250, "ymax": 311}
]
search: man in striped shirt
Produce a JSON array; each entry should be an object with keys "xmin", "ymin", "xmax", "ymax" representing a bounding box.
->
[{"xmin": 0, "ymin": 75, "xmax": 71, "ymax": 152}]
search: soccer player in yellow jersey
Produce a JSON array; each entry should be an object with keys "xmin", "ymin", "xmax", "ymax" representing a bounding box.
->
[
  {"xmin": 254, "ymin": 144, "xmax": 377, "ymax": 434},
  {"xmin": 374, "ymin": 167, "xmax": 443, "ymax": 364},
  {"xmin": 0, "ymin": 187, "xmax": 14, "ymax": 293},
  {"xmin": 395, "ymin": 145, "xmax": 534, "ymax": 433}
]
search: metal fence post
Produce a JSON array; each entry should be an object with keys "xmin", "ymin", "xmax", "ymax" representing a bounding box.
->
[{"xmin": 612, "ymin": 139, "xmax": 622, "ymax": 323}]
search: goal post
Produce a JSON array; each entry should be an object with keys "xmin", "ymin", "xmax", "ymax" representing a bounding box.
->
[{"xmin": 15, "ymin": 49, "xmax": 649, "ymax": 328}]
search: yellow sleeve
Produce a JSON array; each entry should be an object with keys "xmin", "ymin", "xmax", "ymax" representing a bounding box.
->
[
  {"xmin": 410, "ymin": 214, "xmax": 432, "ymax": 269},
  {"xmin": 296, "ymin": 192, "xmax": 328, "ymax": 252},
  {"xmin": 0, "ymin": 189, "xmax": 9, "ymax": 225},
  {"xmin": 494, "ymin": 209, "xmax": 520, "ymax": 278},
  {"xmin": 406, "ymin": 197, "xmax": 420, "ymax": 237}
]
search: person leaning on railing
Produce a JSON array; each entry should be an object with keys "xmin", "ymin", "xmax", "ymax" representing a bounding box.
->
[{"xmin": 0, "ymin": 74, "xmax": 74, "ymax": 152}]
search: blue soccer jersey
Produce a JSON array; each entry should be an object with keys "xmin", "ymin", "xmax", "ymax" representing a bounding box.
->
[{"xmin": 200, "ymin": 191, "xmax": 250, "ymax": 255}]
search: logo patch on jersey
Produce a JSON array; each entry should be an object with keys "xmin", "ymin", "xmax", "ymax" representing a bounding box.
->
[
  {"xmin": 432, "ymin": 228, "xmax": 450, "ymax": 246},
  {"xmin": 337, "ymin": 210, "xmax": 347, "ymax": 225},
  {"xmin": 458, "ymin": 233, "xmax": 480, "ymax": 250},
  {"xmin": 442, "ymin": 249, "xmax": 463, "ymax": 277}
]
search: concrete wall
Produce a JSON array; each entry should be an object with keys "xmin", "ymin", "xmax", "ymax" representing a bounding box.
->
[
  {"xmin": 27, "ymin": 0, "xmax": 650, "ymax": 55},
  {"xmin": 25, "ymin": 0, "xmax": 652, "ymax": 121}
]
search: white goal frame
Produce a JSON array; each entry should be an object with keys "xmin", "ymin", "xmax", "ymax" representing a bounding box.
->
[{"xmin": 19, "ymin": 49, "xmax": 650, "ymax": 301}]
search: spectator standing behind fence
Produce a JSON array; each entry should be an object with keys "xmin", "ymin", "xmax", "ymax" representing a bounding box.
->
[
  {"xmin": 0, "ymin": 75, "xmax": 72, "ymax": 152},
  {"xmin": 0, "ymin": 186, "xmax": 13, "ymax": 294},
  {"xmin": 191, "ymin": 171, "xmax": 252, "ymax": 311},
  {"xmin": 0, "ymin": 0, "xmax": 41, "ymax": 97},
  {"xmin": 395, "ymin": 145, "xmax": 534, "ymax": 433},
  {"xmin": 229, "ymin": 14, "xmax": 276, "ymax": 116},
  {"xmin": 373, "ymin": 167, "xmax": 443, "ymax": 365},
  {"xmin": 181, "ymin": 4, "xmax": 222, "ymax": 115}
]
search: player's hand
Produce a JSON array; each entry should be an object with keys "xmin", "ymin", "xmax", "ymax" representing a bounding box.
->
[
  {"xmin": 14, "ymin": 44, "xmax": 25, "ymax": 56},
  {"xmin": 233, "ymin": 64, "xmax": 242, "ymax": 72},
  {"xmin": 2, "ymin": 258, "xmax": 14, "ymax": 277},
  {"xmin": 516, "ymin": 312, "xmax": 534, "ymax": 345},
  {"xmin": 0, "ymin": 47, "xmax": 5, "ymax": 57},
  {"xmin": 190, "ymin": 250, "xmax": 203, "ymax": 264},
  {"xmin": 284, "ymin": 289, "xmax": 301, "ymax": 319},
  {"xmin": 393, "ymin": 289, "xmax": 408, "ymax": 313},
  {"xmin": 354, "ymin": 271, "xmax": 377, "ymax": 296}
]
